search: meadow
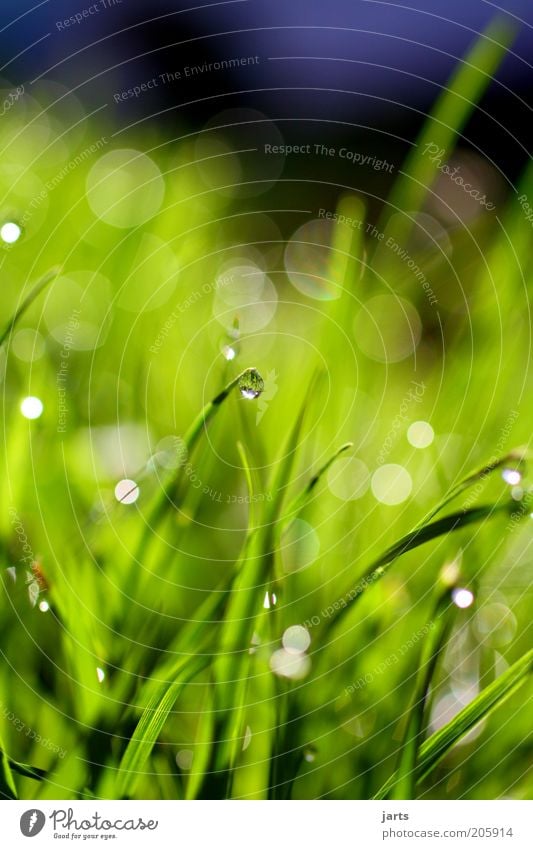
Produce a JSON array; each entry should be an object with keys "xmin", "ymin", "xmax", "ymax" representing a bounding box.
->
[{"xmin": 0, "ymin": 24, "xmax": 531, "ymax": 800}]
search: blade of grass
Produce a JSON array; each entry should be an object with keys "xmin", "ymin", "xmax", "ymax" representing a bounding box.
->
[
  {"xmin": 0, "ymin": 267, "xmax": 61, "ymax": 348},
  {"xmin": 8, "ymin": 759, "xmax": 48, "ymax": 781},
  {"xmin": 215, "ymin": 374, "xmax": 323, "ymax": 773},
  {"xmin": 124, "ymin": 367, "xmax": 263, "ymax": 601},
  {"xmin": 390, "ymin": 595, "xmax": 457, "ymax": 799},
  {"xmin": 324, "ymin": 502, "xmax": 513, "ymax": 636},
  {"xmin": 374, "ymin": 649, "xmax": 533, "ymax": 799},
  {"xmin": 278, "ymin": 441, "xmax": 353, "ymax": 534},
  {"xmin": 0, "ymin": 735, "xmax": 17, "ymax": 800},
  {"xmin": 329, "ymin": 194, "xmax": 365, "ymax": 294},
  {"xmin": 420, "ymin": 447, "xmax": 530, "ymax": 525},
  {"xmin": 381, "ymin": 20, "xmax": 514, "ymax": 241},
  {"xmin": 116, "ymin": 653, "xmax": 210, "ymax": 798}
]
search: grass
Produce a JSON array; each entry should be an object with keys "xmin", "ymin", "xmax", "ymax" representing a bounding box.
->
[{"xmin": 0, "ymin": 22, "xmax": 532, "ymax": 800}]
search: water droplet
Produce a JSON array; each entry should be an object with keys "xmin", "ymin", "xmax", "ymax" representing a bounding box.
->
[
  {"xmin": 502, "ymin": 468, "xmax": 521, "ymax": 486},
  {"xmin": 38, "ymin": 600, "xmax": 49, "ymax": 613},
  {"xmin": 263, "ymin": 591, "xmax": 277, "ymax": 609},
  {"xmin": 20, "ymin": 396, "xmax": 43, "ymax": 420},
  {"xmin": 239, "ymin": 368, "xmax": 264, "ymax": 399},
  {"xmin": 1, "ymin": 221, "xmax": 22, "ymax": 243},
  {"xmin": 114, "ymin": 479, "xmax": 140, "ymax": 504},
  {"xmin": 303, "ymin": 745, "xmax": 317, "ymax": 763},
  {"xmin": 452, "ymin": 587, "xmax": 474, "ymax": 609},
  {"xmin": 242, "ymin": 726, "xmax": 252, "ymax": 752},
  {"xmin": 96, "ymin": 666, "xmax": 106, "ymax": 683},
  {"xmin": 249, "ymin": 632, "xmax": 261, "ymax": 654},
  {"xmin": 6, "ymin": 567, "xmax": 17, "ymax": 583},
  {"xmin": 282, "ymin": 625, "xmax": 311, "ymax": 655},
  {"xmin": 28, "ymin": 581, "xmax": 40, "ymax": 607},
  {"xmin": 222, "ymin": 344, "xmax": 237, "ymax": 361}
]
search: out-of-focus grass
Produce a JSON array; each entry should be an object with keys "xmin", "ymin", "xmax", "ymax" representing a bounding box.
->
[{"xmin": 0, "ymin": 24, "xmax": 532, "ymax": 801}]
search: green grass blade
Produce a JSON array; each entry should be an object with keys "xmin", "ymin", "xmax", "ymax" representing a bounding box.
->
[
  {"xmin": 383, "ymin": 20, "xmax": 514, "ymax": 234},
  {"xmin": 0, "ymin": 736, "xmax": 17, "ymax": 800},
  {"xmin": 325, "ymin": 503, "xmax": 512, "ymax": 635},
  {"xmin": 8, "ymin": 759, "xmax": 48, "ymax": 781},
  {"xmin": 279, "ymin": 441, "xmax": 353, "ymax": 532},
  {"xmin": 390, "ymin": 599, "xmax": 456, "ymax": 799},
  {"xmin": 421, "ymin": 447, "xmax": 530, "ymax": 525},
  {"xmin": 236, "ymin": 439, "xmax": 257, "ymax": 531},
  {"xmin": 329, "ymin": 194, "xmax": 365, "ymax": 293},
  {"xmin": 374, "ymin": 649, "xmax": 533, "ymax": 799},
  {"xmin": 265, "ymin": 368, "xmax": 323, "ymax": 523},
  {"xmin": 125, "ymin": 367, "xmax": 263, "ymax": 599},
  {"xmin": 0, "ymin": 267, "xmax": 61, "ymax": 348},
  {"xmin": 116, "ymin": 654, "xmax": 210, "ymax": 798}
]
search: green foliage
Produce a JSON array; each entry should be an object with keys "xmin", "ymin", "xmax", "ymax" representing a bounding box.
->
[{"xmin": 0, "ymin": 23, "xmax": 531, "ymax": 802}]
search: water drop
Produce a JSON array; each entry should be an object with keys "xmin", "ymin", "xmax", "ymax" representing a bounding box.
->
[
  {"xmin": 27, "ymin": 581, "xmax": 40, "ymax": 607},
  {"xmin": 20, "ymin": 396, "xmax": 43, "ymax": 420},
  {"xmin": 239, "ymin": 368, "xmax": 264, "ymax": 399},
  {"xmin": 242, "ymin": 726, "xmax": 252, "ymax": 752},
  {"xmin": 303, "ymin": 745, "xmax": 317, "ymax": 763},
  {"xmin": 452, "ymin": 587, "xmax": 474, "ymax": 609},
  {"xmin": 114, "ymin": 479, "xmax": 140, "ymax": 504},
  {"xmin": 263, "ymin": 590, "xmax": 278, "ymax": 609},
  {"xmin": 1, "ymin": 221, "xmax": 22, "ymax": 243},
  {"xmin": 96, "ymin": 666, "xmax": 106, "ymax": 683},
  {"xmin": 502, "ymin": 469, "xmax": 521, "ymax": 486},
  {"xmin": 222, "ymin": 344, "xmax": 237, "ymax": 361},
  {"xmin": 38, "ymin": 600, "xmax": 49, "ymax": 613}
]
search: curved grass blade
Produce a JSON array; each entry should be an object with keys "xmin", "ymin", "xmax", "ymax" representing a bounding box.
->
[
  {"xmin": 116, "ymin": 653, "xmax": 210, "ymax": 798},
  {"xmin": 329, "ymin": 194, "xmax": 365, "ymax": 293},
  {"xmin": 324, "ymin": 503, "xmax": 512, "ymax": 636},
  {"xmin": 278, "ymin": 441, "xmax": 353, "ymax": 533},
  {"xmin": 8, "ymin": 758, "xmax": 48, "ymax": 781},
  {"xmin": 420, "ymin": 447, "xmax": 530, "ymax": 526},
  {"xmin": 236, "ymin": 439, "xmax": 257, "ymax": 531},
  {"xmin": 390, "ymin": 597, "xmax": 456, "ymax": 799},
  {"xmin": 126, "ymin": 367, "xmax": 263, "ymax": 599},
  {"xmin": 215, "ymin": 374, "xmax": 323, "ymax": 770},
  {"xmin": 0, "ymin": 736, "xmax": 17, "ymax": 800},
  {"xmin": 381, "ymin": 20, "xmax": 514, "ymax": 242},
  {"xmin": 374, "ymin": 649, "xmax": 533, "ymax": 800},
  {"xmin": 0, "ymin": 267, "xmax": 61, "ymax": 348}
]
